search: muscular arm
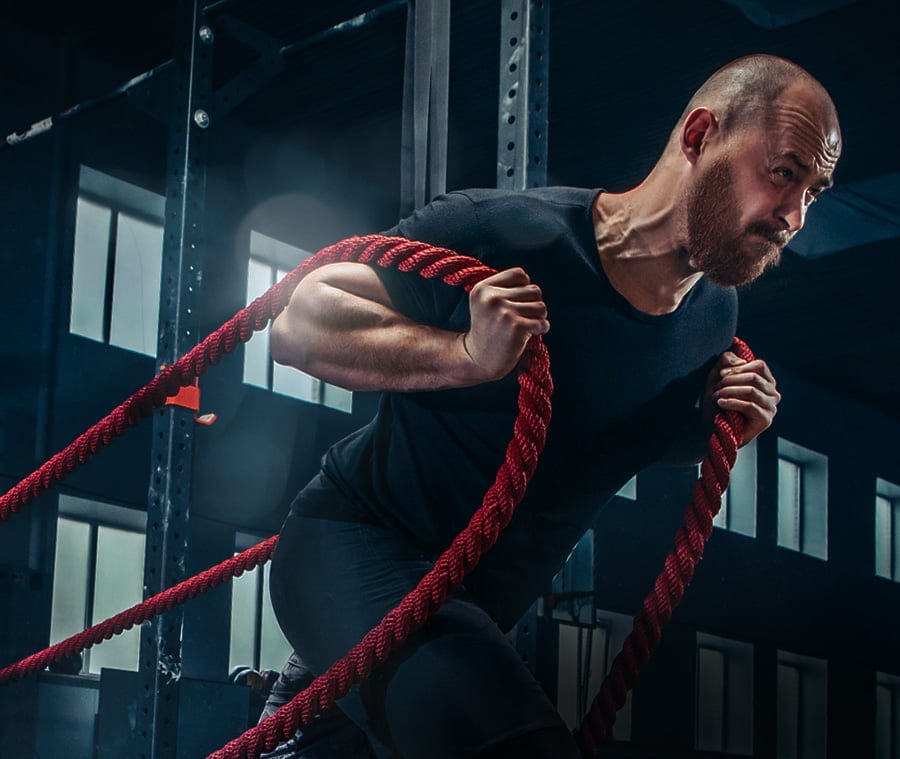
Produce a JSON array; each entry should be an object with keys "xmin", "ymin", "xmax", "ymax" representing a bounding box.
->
[{"xmin": 269, "ymin": 262, "xmax": 549, "ymax": 393}]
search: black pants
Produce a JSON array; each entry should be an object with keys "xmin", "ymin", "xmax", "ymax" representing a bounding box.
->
[{"xmin": 267, "ymin": 511, "xmax": 581, "ymax": 759}]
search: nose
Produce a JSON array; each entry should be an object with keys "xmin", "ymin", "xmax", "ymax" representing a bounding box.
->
[{"xmin": 777, "ymin": 189, "xmax": 808, "ymax": 233}]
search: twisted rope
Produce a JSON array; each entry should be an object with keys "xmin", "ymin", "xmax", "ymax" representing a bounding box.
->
[
  {"xmin": 0, "ymin": 536, "xmax": 277, "ymax": 684},
  {"xmin": 0, "ymin": 235, "xmax": 493, "ymax": 523},
  {"xmin": 207, "ymin": 263, "xmax": 552, "ymax": 759},
  {"xmin": 0, "ymin": 229, "xmax": 753, "ymax": 759},
  {"xmin": 0, "ymin": 236, "xmax": 553, "ymax": 759},
  {"xmin": 574, "ymin": 337, "xmax": 752, "ymax": 756}
]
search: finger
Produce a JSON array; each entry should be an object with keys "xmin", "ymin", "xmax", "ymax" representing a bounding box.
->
[
  {"xmin": 510, "ymin": 300, "xmax": 549, "ymax": 319},
  {"xmin": 719, "ymin": 351, "xmax": 746, "ymax": 368},
  {"xmin": 716, "ymin": 376, "xmax": 782, "ymax": 407},
  {"xmin": 716, "ymin": 370, "xmax": 778, "ymax": 394},
  {"xmin": 720, "ymin": 358, "xmax": 774, "ymax": 383},
  {"xmin": 489, "ymin": 284, "xmax": 544, "ymax": 303},
  {"xmin": 715, "ymin": 385, "xmax": 779, "ymax": 410},
  {"xmin": 482, "ymin": 267, "xmax": 532, "ymax": 287}
]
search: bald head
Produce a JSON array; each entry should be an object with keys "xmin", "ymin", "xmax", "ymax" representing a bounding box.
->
[{"xmin": 668, "ymin": 54, "xmax": 841, "ymax": 152}]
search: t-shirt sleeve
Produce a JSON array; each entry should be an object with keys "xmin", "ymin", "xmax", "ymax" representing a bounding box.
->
[{"xmin": 375, "ymin": 192, "xmax": 487, "ymax": 328}]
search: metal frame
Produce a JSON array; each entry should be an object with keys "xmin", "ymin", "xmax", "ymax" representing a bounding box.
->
[
  {"xmin": 135, "ymin": 1, "xmax": 211, "ymax": 755},
  {"xmin": 496, "ymin": 0, "xmax": 549, "ymax": 191},
  {"xmin": 495, "ymin": 0, "xmax": 551, "ymax": 675}
]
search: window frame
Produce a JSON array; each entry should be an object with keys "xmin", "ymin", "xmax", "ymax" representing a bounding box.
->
[
  {"xmin": 228, "ymin": 531, "xmax": 293, "ymax": 674},
  {"xmin": 51, "ymin": 494, "xmax": 147, "ymax": 675},
  {"xmin": 68, "ymin": 165, "xmax": 165, "ymax": 357},
  {"xmin": 243, "ymin": 231, "xmax": 353, "ymax": 413},
  {"xmin": 777, "ymin": 438, "xmax": 829, "ymax": 560},
  {"xmin": 876, "ymin": 479, "xmax": 900, "ymax": 582}
]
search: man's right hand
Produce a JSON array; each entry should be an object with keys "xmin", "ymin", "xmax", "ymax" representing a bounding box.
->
[{"xmin": 462, "ymin": 267, "xmax": 550, "ymax": 382}]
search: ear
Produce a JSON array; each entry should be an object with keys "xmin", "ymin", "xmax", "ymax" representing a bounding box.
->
[{"xmin": 680, "ymin": 108, "xmax": 719, "ymax": 164}]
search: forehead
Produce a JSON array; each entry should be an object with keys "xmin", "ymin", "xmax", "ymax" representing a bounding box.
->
[{"xmin": 763, "ymin": 92, "xmax": 841, "ymax": 179}]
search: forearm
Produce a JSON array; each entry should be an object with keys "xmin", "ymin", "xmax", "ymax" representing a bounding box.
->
[{"xmin": 270, "ymin": 269, "xmax": 483, "ymax": 393}]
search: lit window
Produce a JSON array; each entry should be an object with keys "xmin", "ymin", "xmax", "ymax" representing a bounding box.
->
[
  {"xmin": 228, "ymin": 533, "xmax": 293, "ymax": 674},
  {"xmin": 777, "ymin": 651, "xmax": 827, "ymax": 759},
  {"xmin": 49, "ymin": 495, "xmax": 147, "ymax": 674},
  {"xmin": 777, "ymin": 439, "xmax": 828, "ymax": 560},
  {"xmin": 69, "ymin": 166, "xmax": 164, "ymax": 357},
  {"xmin": 695, "ymin": 633, "xmax": 754, "ymax": 754},
  {"xmin": 713, "ymin": 439, "xmax": 757, "ymax": 537},
  {"xmin": 555, "ymin": 608, "xmax": 633, "ymax": 742},
  {"xmin": 876, "ymin": 479, "xmax": 900, "ymax": 582},
  {"xmin": 243, "ymin": 231, "xmax": 352, "ymax": 413},
  {"xmin": 876, "ymin": 671, "xmax": 900, "ymax": 759}
]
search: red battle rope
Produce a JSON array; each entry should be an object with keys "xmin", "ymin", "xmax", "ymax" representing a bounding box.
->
[
  {"xmin": 0, "ymin": 235, "xmax": 505, "ymax": 523},
  {"xmin": 0, "ymin": 536, "xmax": 277, "ymax": 683},
  {"xmin": 0, "ymin": 232, "xmax": 749, "ymax": 759},
  {"xmin": 575, "ymin": 338, "xmax": 752, "ymax": 756}
]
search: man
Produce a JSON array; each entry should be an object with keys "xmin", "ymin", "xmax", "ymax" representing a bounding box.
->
[{"xmin": 263, "ymin": 54, "xmax": 841, "ymax": 758}]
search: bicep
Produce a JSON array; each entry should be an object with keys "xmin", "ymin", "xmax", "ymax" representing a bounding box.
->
[{"xmin": 270, "ymin": 263, "xmax": 399, "ymax": 363}]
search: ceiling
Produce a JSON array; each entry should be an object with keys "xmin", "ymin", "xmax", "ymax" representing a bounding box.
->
[{"xmin": 3, "ymin": 0, "xmax": 899, "ymax": 422}]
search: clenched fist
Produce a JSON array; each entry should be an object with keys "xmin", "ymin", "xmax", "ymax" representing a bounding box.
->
[{"xmin": 461, "ymin": 268, "xmax": 550, "ymax": 382}]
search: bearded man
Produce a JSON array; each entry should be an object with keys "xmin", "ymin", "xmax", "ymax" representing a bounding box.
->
[{"xmin": 262, "ymin": 54, "xmax": 841, "ymax": 759}]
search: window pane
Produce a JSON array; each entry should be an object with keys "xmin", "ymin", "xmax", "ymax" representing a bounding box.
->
[
  {"xmin": 876, "ymin": 495, "xmax": 892, "ymax": 579},
  {"xmin": 696, "ymin": 647, "xmax": 725, "ymax": 751},
  {"xmin": 229, "ymin": 564, "xmax": 259, "ymax": 672},
  {"xmin": 259, "ymin": 562, "xmax": 293, "ymax": 672},
  {"xmin": 271, "ymin": 267, "xmax": 319, "ymax": 402},
  {"xmin": 322, "ymin": 382, "xmax": 354, "ymax": 414},
  {"xmin": 109, "ymin": 212, "xmax": 163, "ymax": 356},
  {"xmin": 50, "ymin": 518, "xmax": 91, "ymax": 648},
  {"xmin": 714, "ymin": 487, "xmax": 729, "ymax": 529},
  {"xmin": 243, "ymin": 259, "xmax": 273, "ymax": 388},
  {"xmin": 70, "ymin": 197, "xmax": 111, "ymax": 342},
  {"xmin": 778, "ymin": 459, "xmax": 802, "ymax": 551},
  {"xmin": 777, "ymin": 663, "xmax": 800, "ymax": 759},
  {"xmin": 90, "ymin": 527, "xmax": 145, "ymax": 673},
  {"xmin": 617, "ymin": 476, "xmax": 637, "ymax": 501},
  {"xmin": 272, "ymin": 361, "xmax": 320, "ymax": 401}
]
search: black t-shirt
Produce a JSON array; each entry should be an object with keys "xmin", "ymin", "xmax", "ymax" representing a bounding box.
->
[{"xmin": 293, "ymin": 187, "xmax": 737, "ymax": 630}]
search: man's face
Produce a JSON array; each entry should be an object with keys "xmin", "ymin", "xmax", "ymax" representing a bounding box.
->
[
  {"xmin": 686, "ymin": 156, "xmax": 788, "ymax": 287},
  {"xmin": 687, "ymin": 86, "xmax": 841, "ymax": 287}
]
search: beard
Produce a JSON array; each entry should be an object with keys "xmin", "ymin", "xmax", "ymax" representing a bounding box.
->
[{"xmin": 686, "ymin": 158, "xmax": 789, "ymax": 287}]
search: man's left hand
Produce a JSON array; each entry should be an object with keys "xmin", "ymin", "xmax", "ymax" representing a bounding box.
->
[{"xmin": 703, "ymin": 351, "xmax": 781, "ymax": 445}]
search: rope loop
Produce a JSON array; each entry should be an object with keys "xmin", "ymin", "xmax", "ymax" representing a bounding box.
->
[{"xmin": 0, "ymin": 232, "xmax": 752, "ymax": 759}]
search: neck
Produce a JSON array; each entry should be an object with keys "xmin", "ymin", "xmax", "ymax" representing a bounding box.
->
[{"xmin": 594, "ymin": 167, "xmax": 703, "ymax": 315}]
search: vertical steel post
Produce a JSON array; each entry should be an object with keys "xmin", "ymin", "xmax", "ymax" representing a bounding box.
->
[
  {"xmin": 495, "ymin": 0, "xmax": 550, "ymax": 673},
  {"xmin": 135, "ymin": 1, "xmax": 212, "ymax": 755},
  {"xmin": 496, "ymin": 0, "xmax": 549, "ymax": 191}
]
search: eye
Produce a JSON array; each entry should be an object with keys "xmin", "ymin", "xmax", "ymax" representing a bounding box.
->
[{"xmin": 773, "ymin": 167, "xmax": 793, "ymax": 182}]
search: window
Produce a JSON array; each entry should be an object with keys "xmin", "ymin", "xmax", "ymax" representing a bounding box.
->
[
  {"xmin": 777, "ymin": 650, "xmax": 827, "ymax": 759},
  {"xmin": 713, "ymin": 438, "xmax": 757, "ymax": 537},
  {"xmin": 49, "ymin": 495, "xmax": 147, "ymax": 674},
  {"xmin": 876, "ymin": 672, "xmax": 900, "ymax": 759},
  {"xmin": 695, "ymin": 632, "xmax": 754, "ymax": 754},
  {"xmin": 777, "ymin": 439, "xmax": 828, "ymax": 560},
  {"xmin": 555, "ymin": 608, "xmax": 633, "ymax": 742},
  {"xmin": 243, "ymin": 231, "xmax": 352, "ymax": 413},
  {"xmin": 69, "ymin": 166, "xmax": 165, "ymax": 357},
  {"xmin": 228, "ymin": 533, "xmax": 293, "ymax": 674},
  {"xmin": 876, "ymin": 479, "xmax": 900, "ymax": 582}
]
